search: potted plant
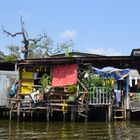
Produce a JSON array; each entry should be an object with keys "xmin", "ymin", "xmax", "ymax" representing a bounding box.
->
[
  {"xmin": 67, "ymin": 85, "xmax": 77, "ymax": 102},
  {"xmin": 39, "ymin": 73, "xmax": 51, "ymax": 93}
]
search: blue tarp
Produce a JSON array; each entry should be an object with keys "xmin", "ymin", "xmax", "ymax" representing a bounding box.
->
[{"xmin": 92, "ymin": 66, "xmax": 130, "ymax": 80}]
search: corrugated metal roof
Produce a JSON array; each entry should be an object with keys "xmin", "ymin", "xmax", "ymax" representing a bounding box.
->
[
  {"xmin": 16, "ymin": 54, "xmax": 140, "ymax": 73},
  {"xmin": 52, "ymin": 51, "xmax": 103, "ymax": 57}
]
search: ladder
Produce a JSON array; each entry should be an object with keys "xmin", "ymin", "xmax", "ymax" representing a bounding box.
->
[
  {"xmin": 113, "ymin": 90, "xmax": 126, "ymax": 121},
  {"xmin": 113, "ymin": 106, "xmax": 125, "ymax": 120}
]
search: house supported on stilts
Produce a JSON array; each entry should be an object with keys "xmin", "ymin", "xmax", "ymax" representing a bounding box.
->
[
  {"xmin": 4, "ymin": 51, "xmax": 140, "ymax": 121},
  {"xmin": 8, "ymin": 57, "xmax": 114, "ymax": 121},
  {"xmin": 9, "ymin": 58, "xmax": 90, "ymax": 121}
]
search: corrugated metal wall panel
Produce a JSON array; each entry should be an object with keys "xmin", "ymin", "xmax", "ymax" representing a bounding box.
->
[{"xmin": 0, "ymin": 71, "xmax": 18, "ymax": 107}]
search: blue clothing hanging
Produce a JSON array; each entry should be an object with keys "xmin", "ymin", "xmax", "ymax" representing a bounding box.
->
[{"xmin": 9, "ymin": 80, "xmax": 18, "ymax": 97}]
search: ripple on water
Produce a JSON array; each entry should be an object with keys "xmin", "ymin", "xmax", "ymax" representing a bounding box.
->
[{"xmin": 0, "ymin": 121, "xmax": 140, "ymax": 139}]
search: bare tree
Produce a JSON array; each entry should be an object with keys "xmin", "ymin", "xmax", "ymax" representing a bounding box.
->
[
  {"xmin": 2, "ymin": 17, "xmax": 46, "ymax": 59},
  {"xmin": 3, "ymin": 17, "xmax": 74, "ymax": 59}
]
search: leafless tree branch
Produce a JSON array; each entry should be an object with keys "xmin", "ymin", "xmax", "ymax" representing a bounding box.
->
[
  {"xmin": 2, "ymin": 26, "xmax": 23, "ymax": 37},
  {"xmin": 2, "ymin": 17, "xmax": 45, "ymax": 59}
]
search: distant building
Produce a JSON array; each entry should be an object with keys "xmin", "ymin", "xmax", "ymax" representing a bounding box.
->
[{"xmin": 131, "ymin": 48, "xmax": 140, "ymax": 56}]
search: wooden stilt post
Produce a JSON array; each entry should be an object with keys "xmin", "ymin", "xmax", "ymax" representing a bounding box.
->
[
  {"xmin": 9, "ymin": 110, "xmax": 12, "ymax": 120},
  {"xmin": 9, "ymin": 102, "xmax": 13, "ymax": 120},
  {"xmin": 62, "ymin": 100, "xmax": 66, "ymax": 122},
  {"xmin": 23, "ymin": 112, "xmax": 25, "ymax": 119},
  {"xmin": 126, "ymin": 77, "xmax": 130, "ymax": 120},
  {"xmin": 105, "ymin": 109, "xmax": 108, "ymax": 122},
  {"xmin": 85, "ymin": 99, "xmax": 88, "ymax": 122},
  {"xmin": 17, "ymin": 67, "xmax": 22, "ymax": 120},
  {"xmin": 3, "ymin": 109, "xmax": 6, "ymax": 118},
  {"xmin": 30, "ymin": 110, "xmax": 33, "ymax": 120},
  {"xmin": 71, "ymin": 106, "xmax": 75, "ymax": 122},
  {"xmin": 71, "ymin": 107, "xmax": 73, "ymax": 121},
  {"xmin": 63, "ymin": 111, "xmax": 66, "ymax": 122},
  {"xmin": 47, "ymin": 107, "xmax": 49, "ymax": 122},
  {"xmin": 108, "ymin": 105, "xmax": 111, "ymax": 122},
  {"xmin": 17, "ymin": 99, "xmax": 20, "ymax": 119}
]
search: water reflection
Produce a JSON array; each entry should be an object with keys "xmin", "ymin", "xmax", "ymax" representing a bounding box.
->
[
  {"xmin": 0, "ymin": 120, "xmax": 140, "ymax": 139},
  {"xmin": 112, "ymin": 121, "xmax": 140, "ymax": 140}
]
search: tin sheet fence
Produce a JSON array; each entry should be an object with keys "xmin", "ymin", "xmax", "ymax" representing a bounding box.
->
[{"xmin": 130, "ymin": 93, "xmax": 140, "ymax": 112}]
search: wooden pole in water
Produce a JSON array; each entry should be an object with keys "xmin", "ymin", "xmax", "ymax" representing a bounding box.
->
[
  {"xmin": 9, "ymin": 101, "xmax": 13, "ymax": 120},
  {"xmin": 17, "ymin": 67, "xmax": 22, "ymax": 119},
  {"xmin": 108, "ymin": 105, "xmax": 111, "ymax": 122},
  {"xmin": 71, "ymin": 106, "xmax": 75, "ymax": 122},
  {"xmin": 9, "ymin": 110, "xmax": 12, "ymax": 120},
  {"xmin": 17, "ymin": 99, "xmax": 20, "ymax": 119},
  {"xmin": 85, "ymin": 99, "xmax": 88, "ymax": 122},
  {"xmin": 126, "ymin": 77, "xmax": 130, "ymax": 120},
  {"xmin": 47, "ymin": 109, "xmax": 49, "ymax": 122},
  {"xmin": 63, "ymin": 111, "xmax": 66, "ymax": 122}
]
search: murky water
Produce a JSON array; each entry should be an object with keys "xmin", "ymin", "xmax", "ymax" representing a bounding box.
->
[{"xmin": 0, "ymin": 120, "xmax": 140, "ymax": 140}]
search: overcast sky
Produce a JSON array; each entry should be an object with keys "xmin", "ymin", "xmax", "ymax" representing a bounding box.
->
[{"xmin": 0, "ymin": 0, "xmax": 140, "ymax": 56}]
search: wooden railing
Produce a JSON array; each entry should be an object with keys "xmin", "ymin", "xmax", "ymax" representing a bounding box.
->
[{"xmin": 89, "ymin": 87, "xmax": 111, "ymax": 105}]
